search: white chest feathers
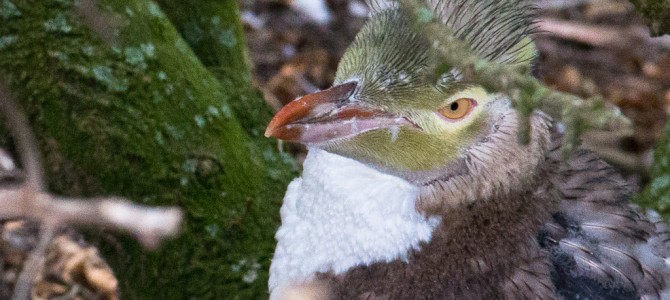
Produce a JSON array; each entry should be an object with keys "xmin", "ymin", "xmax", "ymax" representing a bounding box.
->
[{"xmin": 269, "ymin": 148, "xmax": 441, "ymax": 297}]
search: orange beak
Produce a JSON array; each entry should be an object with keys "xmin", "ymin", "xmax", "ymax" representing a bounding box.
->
[{"xmin": 265, "ymin": 82, "xmax": 415, "ymax": 144}]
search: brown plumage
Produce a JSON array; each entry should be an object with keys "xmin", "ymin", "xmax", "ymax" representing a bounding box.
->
[{"xmin": 314, "ymin": 130, "xmax": 670, "ymax": 299}]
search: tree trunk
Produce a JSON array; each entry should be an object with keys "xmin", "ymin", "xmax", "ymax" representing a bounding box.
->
[
  {"xmin": 0, "ymin": 0, "xmax": 296, "ymax": 298},
  {"xmin": 157, "ymin": 0, "xmax": 276, "ymax": 140}
]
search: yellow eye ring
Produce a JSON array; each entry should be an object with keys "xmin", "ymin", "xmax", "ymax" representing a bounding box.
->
[{"xmin": 438, "ymin": 98, "xmax": 475, "ymax": 120}]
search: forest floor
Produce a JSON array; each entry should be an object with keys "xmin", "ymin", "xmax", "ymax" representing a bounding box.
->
[{"xmin": 1, "ymin": 0, "xmax": 669, "ymax": 299}]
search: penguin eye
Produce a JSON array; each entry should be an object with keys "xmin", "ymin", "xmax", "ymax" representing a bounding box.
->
[{"xmin": 438, "ymin": 98, "xmax": 475, "ymax": 120}]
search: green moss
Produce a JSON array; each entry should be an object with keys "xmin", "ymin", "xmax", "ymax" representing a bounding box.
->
[
  {"xmin": 156, "ymin": 0, "xmax": 273, "ymax": 140},
  {"xmin": 0, "ymin": 0, "xmax": 21, "ymax": 19},
  {"xmin": 43, "ymin": 11, "xmax": 72, "ymax": 33},
  {"xmin": 0, "ymin": 35, "xmax": 17, "ymax": 49},
  {"xmin": 638, "ymin": 120, "xmax": 670, "ymax": 216},
  {"xmin": 0, "ymin": 0, "xmax": 296, "ymax": 298}
]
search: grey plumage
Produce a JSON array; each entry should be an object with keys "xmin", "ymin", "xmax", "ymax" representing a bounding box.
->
[{"xmin": 543, "ymin": 139, "xmax": 670, "ymax": 299}]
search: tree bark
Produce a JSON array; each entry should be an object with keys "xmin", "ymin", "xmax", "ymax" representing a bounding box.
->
[
  {"xmin": 0, "ymin": 0, "xmax": 295, "ymax": 298},
  {"xmin": 157, "ymin": 0, "xmax": 276, "ymax": 140}
]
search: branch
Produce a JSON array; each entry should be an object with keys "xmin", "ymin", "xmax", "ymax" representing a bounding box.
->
[
  {"xmin": 0, "ymin": 82, "xmax": 45, "ymax": 191},
  {"xmin": 0, "ymin": 189, "xmax": 183, "ymax": 248},
  {"xmin": 11, "ymin": 223, "xmax": 57, "ymax": 300},
  {"xmin": 538, "ymin": 18, "xmax": 670, "ymax": 49}
]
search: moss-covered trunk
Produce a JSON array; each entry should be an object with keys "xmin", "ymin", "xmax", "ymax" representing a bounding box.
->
[
  {"xmin": 156, "ymin": 0, "xmax": 276, "ymax": 140},
  {"xmin": 0, "ymin": 0, "xmax": 296, "ymax": 298}
]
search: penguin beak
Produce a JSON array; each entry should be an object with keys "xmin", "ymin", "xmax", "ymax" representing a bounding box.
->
[{"xmin": 265, "ymin": 82, "xmax": 414, "ymax": 144}]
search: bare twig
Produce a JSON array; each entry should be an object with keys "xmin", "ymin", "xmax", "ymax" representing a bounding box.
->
[
  {"xmin": 0, "ymin": 80, "xmax": 183, "ymax": 298},
  {"xmin": 539, "ymin": 18, "xmax": 638, "ymax": 47},
  {"xmin": 0, "ymin": 83, "xmax": 45, "ymax": 191},
  {"xmin": 534, "ymin": 0, "xmax": 593, "ymax": 10},
  {"xmin": 0, "ymin": 190, "xmax": 183, "ymax": 248},
  {"xmin": 11, "ymin": 223, "xmax": 57, "ymax": 300},
  {"xmin": 538, "ymin": 18, "xmax": 670, "ymax": 49}
]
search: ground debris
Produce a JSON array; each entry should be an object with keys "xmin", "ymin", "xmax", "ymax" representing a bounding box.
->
[{"xmin": 0, "ymin": 221, "xmax": 119, "ymax": 300}]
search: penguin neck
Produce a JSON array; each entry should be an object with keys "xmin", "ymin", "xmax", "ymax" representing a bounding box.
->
[
  {"xmin": 269, "ymin": 148, "xmax": 442, "ymax": 297},
  {"xmin": 316, "ymin": 170, "xmax": 558, "ymax": 299}
]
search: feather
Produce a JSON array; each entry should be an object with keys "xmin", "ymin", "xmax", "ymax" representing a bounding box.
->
[
  {"xmin": 545, "ymin": 143, "xmax": 670, "ymax": 300},
  {"xmin": 336, "ymin": 0, "xmax": 536, "ymax": 94},
  {"xmin": 363, "ymin": 0, "xmax": 536, "ymax": 64}
]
